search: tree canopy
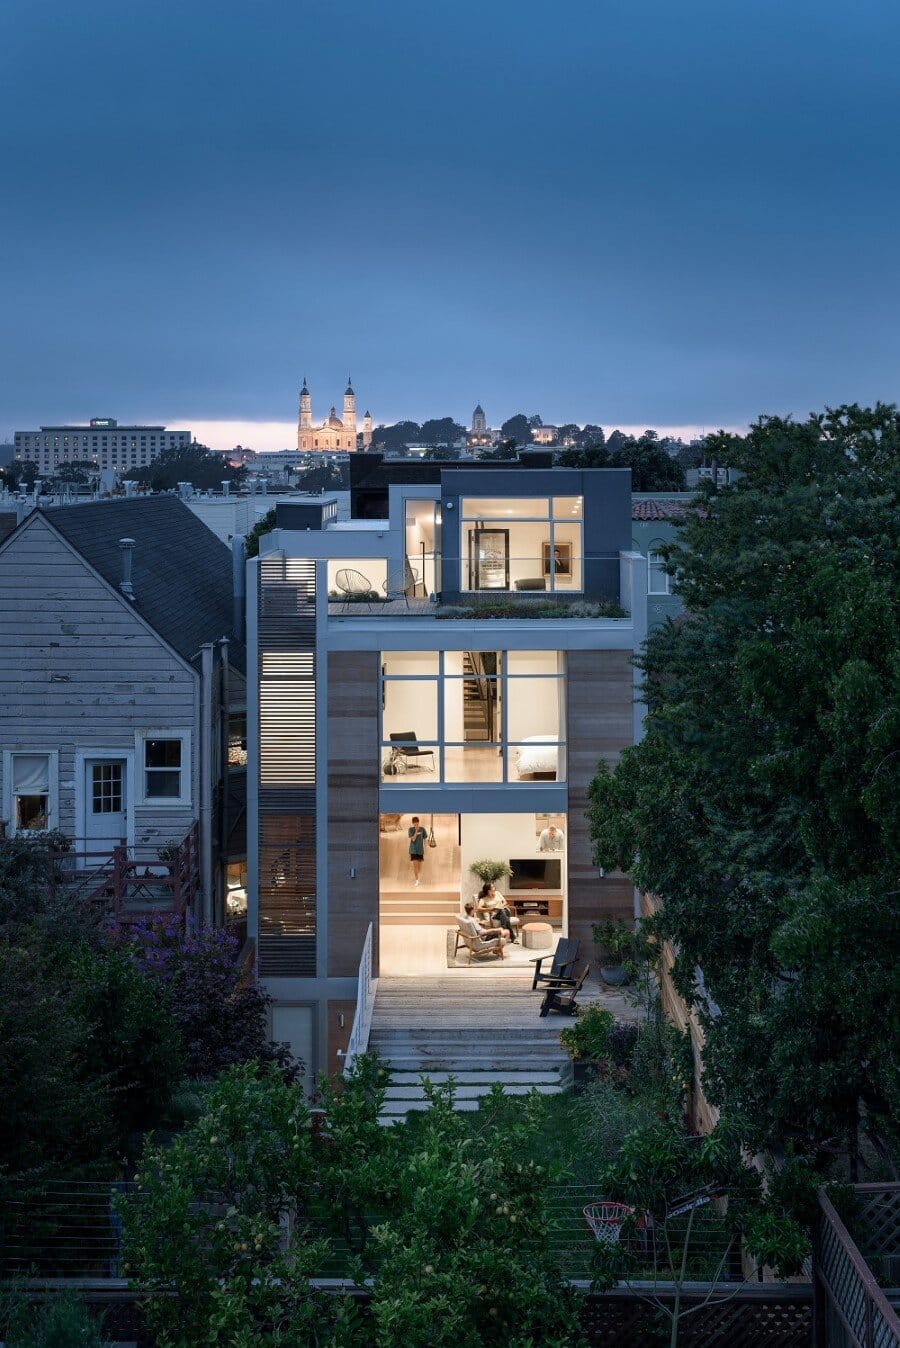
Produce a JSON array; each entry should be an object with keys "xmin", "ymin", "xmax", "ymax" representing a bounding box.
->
[
  {"xmin": 588, "ymin": 405, "xmax": 900, "ymax": 1165},
  {"xmin": 132, "ymin": 442, "xmax": 245, "ymax": 491},
  {"xmin": 558, "ymin": 433, "xmax": 687, "ymax": 490}
]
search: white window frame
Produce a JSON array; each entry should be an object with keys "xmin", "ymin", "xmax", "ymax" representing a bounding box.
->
[
  {"xmin": 648, "ymin": 549, "xmax": 671, "ymax": 595},
  {"xmin": 135, "ymin": 731, "xmax": 191, "ymax": 808},
  {"xmin": 2, "ymin": 750, "xmax": 59, "ymax": 835}
]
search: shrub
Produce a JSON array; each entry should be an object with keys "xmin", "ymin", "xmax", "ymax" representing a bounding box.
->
[
  {"xmin": 119, "ymin": 915, "xmax": 299, "ymax": 1079},
  {"xmin": 0, "ymin": 1288, "xmax": 104, "ymax": 1348},
  {"xmin": 68, "ymin": 943, "xmax": 183, "ymax": 1147},
  {"xmin": 558, "ymin": 1005, "xmax": 615, "ymax": 1060}
]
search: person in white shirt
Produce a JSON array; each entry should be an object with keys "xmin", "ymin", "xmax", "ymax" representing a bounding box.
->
[
  {"xmin": 538, "ymin": 825, "xmax": 565, "ymax": 852},
  {"xmin": 458, "ymin": 901, "xmax": 510, "ymax": 958}
]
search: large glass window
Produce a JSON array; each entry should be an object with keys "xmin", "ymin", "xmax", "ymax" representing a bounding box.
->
[
  {"xmin": 327, "ymin": 558, "xmax": 388, "ymax": 601},
  {"xmin": 648, "ymin": 549, "xmax": 670, "ymax": 594},
  {"xmin": 380, "ymin": 650, "xmax": 565, "ymax": 784},
  {"xmin": 460, "ymin": 497, "xmax": 583, "ymax": 593}
]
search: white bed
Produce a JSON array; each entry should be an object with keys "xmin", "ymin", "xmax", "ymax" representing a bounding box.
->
[{"xmin": 515, "ymin": 735, "xmax": 559, "ymax": 778}]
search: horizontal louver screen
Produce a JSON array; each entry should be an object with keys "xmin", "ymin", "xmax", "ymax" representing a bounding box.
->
[
  {"xmin": 260, "ymin": 681, "xmax": 316, "ymax": 786},
  {"xmin": 257, "ymin": 554, "xmax": 317, "ymax": 976}
]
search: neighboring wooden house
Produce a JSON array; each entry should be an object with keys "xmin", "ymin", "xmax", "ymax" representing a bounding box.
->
[{"xmin": 0, "ymin": 496, "xmax": 246, "ymax": 924}]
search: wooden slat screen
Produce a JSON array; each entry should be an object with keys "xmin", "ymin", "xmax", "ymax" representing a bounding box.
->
[{"xmin": 257, "ymin": 555, "xmax": 317, "ymax": 976}]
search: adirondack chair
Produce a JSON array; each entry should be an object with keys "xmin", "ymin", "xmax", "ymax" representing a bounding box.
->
[
  {"xmin": 538, "ymin": 962, "xmax": 590, "ymax": 1017},
  {"xmin": 530, "ymin": 937, "xmax": 579, "ymax": 991}
]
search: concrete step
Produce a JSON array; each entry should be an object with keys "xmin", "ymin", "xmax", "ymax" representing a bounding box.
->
[
  {"xmin": 373, "ymin": 1057, "xmax": 566, "ymax": 1073},
  {"xmin": 386, "ymin": 1071, "xmax": 563, "ymax": 1088},
  {"xmin": 384, "ymin": 1082, "xmax": 565, "ymax": 1101}
]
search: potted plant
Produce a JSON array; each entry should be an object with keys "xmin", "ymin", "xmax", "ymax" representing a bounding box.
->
[
  {"xmin": 469, "ymin": 859, "xmax": 511, "ymax": 887},
  {"xmin": 592, "ymin": 918, "xmax": 645, "ymax": 987},
  {"xmin": 559, "ymin": 1005, "xmax": 615, "ymax": 1092}
]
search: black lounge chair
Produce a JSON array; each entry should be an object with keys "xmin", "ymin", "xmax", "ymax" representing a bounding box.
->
[
  {"xmin": 389, "ymin": 731, "xmax": 435, "ymax": 772},
  {"xmin": 530, "ymin": 937, "xmax": 579, "ymax": 990},
  {"xmin": 538, "ymin": 963, "xmax": 590, "ymax": 1017}
]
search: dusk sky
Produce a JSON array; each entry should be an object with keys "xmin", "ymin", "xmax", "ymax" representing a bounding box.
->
[{"xmin": 2, "ymin": 0, "xmax": 899, "ymax": 451}]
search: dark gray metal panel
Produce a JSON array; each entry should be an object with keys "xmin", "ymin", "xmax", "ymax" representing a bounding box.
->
[{"xmin": 438, "ymin": 467, "xmax": 632, "ymax": 602}]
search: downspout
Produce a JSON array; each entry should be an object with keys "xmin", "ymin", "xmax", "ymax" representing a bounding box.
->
[
  {"xmin": 199, "ymin": 642, "xmax": 214, "ymax": 927},
  {"xmin": 217, "ymin": 637, "xmax": 230, "ymax": 929}
]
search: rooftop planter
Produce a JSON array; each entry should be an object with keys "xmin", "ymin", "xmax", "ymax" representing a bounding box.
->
[{"xmin": 436, "ymin": 600, "xmax": 628, "ymax": 620}]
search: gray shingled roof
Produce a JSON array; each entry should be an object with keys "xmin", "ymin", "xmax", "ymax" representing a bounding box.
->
[{"xmin": 41, "ymin": 497, "xmax": 246, "ymax": 673}]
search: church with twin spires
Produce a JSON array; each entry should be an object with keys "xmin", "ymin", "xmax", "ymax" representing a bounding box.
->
[{"xmin": 297, "ymin": 376, "xmax": 373, "ymax": 452}]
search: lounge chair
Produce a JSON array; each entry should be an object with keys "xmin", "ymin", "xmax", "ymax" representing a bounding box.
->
[
  {"xmin": 530, "ymin": 937, "xmax": 579, "ymax": 990},
  {"xmin": 538, "ymin": 963, "xmax": 590, "ymax": 1017},
  {"xmin": 389, "ymin": 731, "xmax": 435, "ymax": 772}
]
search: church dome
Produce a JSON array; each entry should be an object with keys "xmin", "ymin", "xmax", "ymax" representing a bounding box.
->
[{"xmin": 327, "ymin": 407, "xmax": 343, "ymax": 428}]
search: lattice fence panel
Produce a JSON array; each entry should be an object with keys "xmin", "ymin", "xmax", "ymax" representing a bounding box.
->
[
  {"xmin": 581, "ymin": 1291, "xmax": 812, "ymax": 1347},
  {"xmin": 855, "ymin": 1187, "xmax": 900, "ymax": 1257}
]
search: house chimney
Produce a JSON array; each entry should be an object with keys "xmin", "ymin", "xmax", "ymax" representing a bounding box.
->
[
  {"xmin": 259, "ymin": 476, "xmax": 269, "ymax": 496},
  {"xmin": 123, "ymin": 480, "xmax": 136, "ymax": 498},
  {"xmin": 118, "ymin": 537, "xmax": 136, "ymax": 600},
  {"xmin": 221, "ymin": 480, "xmax": 231, "ymax": 497},
  {"xmin": 177, "ymin": 481, "xmax": 193, "ymax": 500},
  {"xmin": 231, "ymin": 534, "xmax": 246, "ymax": 642}
]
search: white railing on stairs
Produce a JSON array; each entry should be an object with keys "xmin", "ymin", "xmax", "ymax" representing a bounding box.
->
[{"xmin": 342, "ymin": 922, "xmax": 377, "ymax": 1078}]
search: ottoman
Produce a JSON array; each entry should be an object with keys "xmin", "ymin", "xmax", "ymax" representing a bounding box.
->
[{"xmin": 521, "ymin": 921, "xmax": 554, "ymax": 950}]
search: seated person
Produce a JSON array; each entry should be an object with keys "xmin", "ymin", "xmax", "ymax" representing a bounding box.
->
[
  {"xmin": 459, "ymin": 901, "xmax": 510, "ymax": 958},
  {"xmin": 476, "ymin": 882, "xmax": 519, "ymax": 943}
]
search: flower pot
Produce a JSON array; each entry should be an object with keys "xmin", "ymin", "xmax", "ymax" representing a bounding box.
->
[{"xmin": 600, "ymin": 963, "xmax": 631, "ymax": 987}]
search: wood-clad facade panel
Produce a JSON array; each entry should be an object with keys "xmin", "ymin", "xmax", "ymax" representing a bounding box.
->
[
  {"xmin": 566, "ymin": 649, "xmax": 635, "ymax": 952},
  {"xmin": 327, "ymin": 650, "xmax": 380, "ymax": 978}
]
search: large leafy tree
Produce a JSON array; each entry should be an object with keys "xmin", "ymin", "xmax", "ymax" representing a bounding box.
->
[
  {"xmin": 133, "ymin": 441, "xmax": 245, "ymax": 491},
  {"xmin": 588, "ymin": 406, "xmax": 900, "ymax": 1165},
  {"xmin": 559, "ymin": 433, "xmax": 687, "ymax": 490}
]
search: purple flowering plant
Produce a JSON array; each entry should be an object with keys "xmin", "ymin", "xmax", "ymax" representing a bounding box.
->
[{"xmin": 114, "ymin": 915, "xmax": 299, "ymax": 1081}]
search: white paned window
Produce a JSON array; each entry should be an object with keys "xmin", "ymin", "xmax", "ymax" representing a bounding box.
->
[
  {"xmin": 648, "ymin": 550, "xmax": 670, "ymax": 595},
  {"xmin": 143, "ymin": 738, "xmax": 184, "ymax": 800}
]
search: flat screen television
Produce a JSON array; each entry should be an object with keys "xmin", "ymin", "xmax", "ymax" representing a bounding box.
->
[{"xmin": 508, "ymin": 858, "xmax": 561, "ymax": 891}]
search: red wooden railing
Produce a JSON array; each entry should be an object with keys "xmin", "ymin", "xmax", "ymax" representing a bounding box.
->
[{"xmin": 29, "ymin": 823, "xmax": 203, "ymax": 929}]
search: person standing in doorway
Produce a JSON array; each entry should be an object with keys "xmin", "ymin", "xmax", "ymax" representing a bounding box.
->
[{"xmin": 408, "ymin": 816, "xmax": 427, "ymax": 886}]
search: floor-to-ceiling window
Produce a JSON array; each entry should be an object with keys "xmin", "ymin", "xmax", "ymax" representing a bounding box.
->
[
  {"xmin": 460, "ymin": 496, "xmax": 583, "ymax": 593},
  {"xmin": 380, "ymin": 650, "xmax": 565, "ymax": 784}
]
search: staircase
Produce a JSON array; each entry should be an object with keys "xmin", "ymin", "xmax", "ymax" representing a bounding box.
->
[
  {"xmin": 379, "ymin": 886, "xmax": 461, "ymax": 927},
  {"xmin": 462, "ymin": 651, "xmax": 494, "ymax": 742},
  {"xmin": 369, "ymin": 974, "xmax": 574, "ymax": 1122}
]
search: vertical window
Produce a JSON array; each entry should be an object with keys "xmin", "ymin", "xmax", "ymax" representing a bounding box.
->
[
  {"xmin": 648, "ymin": 550, "xmax": 670, "ymax": 595},
  {"xmin": 144, "ymin": 738, "xmax": 183, "ymax": 799},
  {"xmin": 11, "ymin": 753, "xmax": 52, "ymax": 831}
]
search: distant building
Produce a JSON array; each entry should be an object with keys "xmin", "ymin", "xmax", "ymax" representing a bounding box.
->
[
  {"xmin": 531, "ymin": 425, "xmax": 559, "ymax": 446},
  {"xmin": 297, "ymin": 377, "xmax": 372, "ymax": 453},
  {"xmin": 466, "ymin": 403, "xmax": 494, "ymax": 448},
  {"xmin": 14, "ymin": 419, "xmax": 191, "ymax": 476}
]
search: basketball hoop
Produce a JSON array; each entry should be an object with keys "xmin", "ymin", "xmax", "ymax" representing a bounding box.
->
[{"xmin": 583, "ymin": 1201, "xmax": 635, "ymax": 1246}]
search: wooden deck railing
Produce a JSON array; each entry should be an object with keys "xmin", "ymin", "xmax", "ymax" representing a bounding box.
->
[
  {"xmin": 33, "ymin": 823, "xmax": 202, "ymax": 929},
  {"xmin": 813, "ymin": 1186, "xmax": 900, "ymax": 1346}
]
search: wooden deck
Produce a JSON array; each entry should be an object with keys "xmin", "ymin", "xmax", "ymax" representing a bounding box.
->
[{"xmin": 373, "ymin": 970, "xmax": 641, "ymax": 1032}]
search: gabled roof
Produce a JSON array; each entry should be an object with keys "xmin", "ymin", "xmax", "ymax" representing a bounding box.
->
[
  {"xmin": 33, "ymin": 497, "xmax": 245, "ymax": 673},
  {"xmin": 632, "ymin": 499, "xmax": 692, "ymax": 521}
]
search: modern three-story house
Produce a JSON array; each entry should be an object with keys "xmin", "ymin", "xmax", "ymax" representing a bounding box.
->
[{"xmin": 247, "ymin": 464, "xmax": 648, "ymax": 1079}]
